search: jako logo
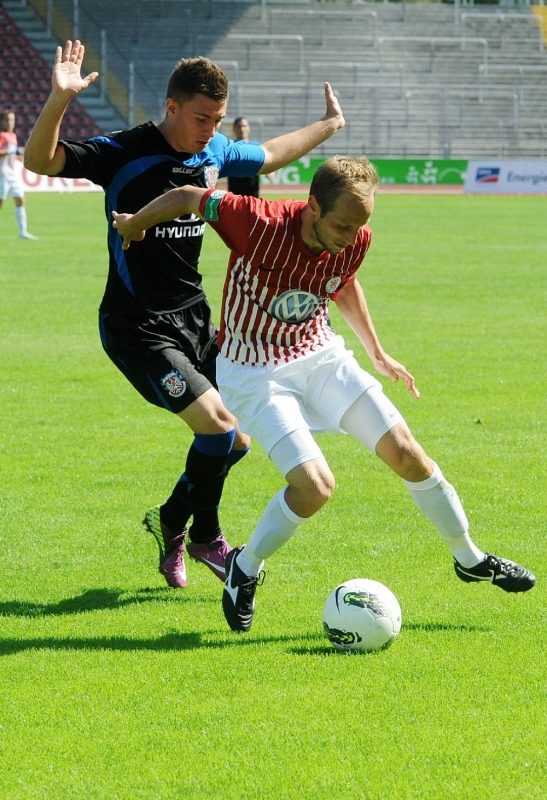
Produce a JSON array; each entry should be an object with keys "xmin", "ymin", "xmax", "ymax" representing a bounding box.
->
[{"xmin": 476, "ymin": 167, "xmax": 500, "ymax": 184}]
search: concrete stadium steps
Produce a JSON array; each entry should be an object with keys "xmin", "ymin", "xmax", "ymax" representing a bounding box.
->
[
  {"xmin": 4, "ymin": 0, "xmax": 547, "ymax": 158},
  {"xmin": 2, "ymin": 0, "xmax": 126, "ymax": 134},
  {"xmin": 194, "ymin": 3, "xmax": 547, "ymax": 158}
]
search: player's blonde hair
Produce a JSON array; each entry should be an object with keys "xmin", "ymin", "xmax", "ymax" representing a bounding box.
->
[{"xmin": 310, "ymin": 156, "xmax": 379, "ymax": 216}]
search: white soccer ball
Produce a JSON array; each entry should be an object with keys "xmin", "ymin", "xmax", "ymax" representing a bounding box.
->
[{"xmin": 322, "ymin": 578, "xmax": 402, "ymax": 653}]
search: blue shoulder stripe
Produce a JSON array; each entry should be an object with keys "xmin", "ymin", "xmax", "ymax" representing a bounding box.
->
[{"xmin": 89, "ymin": 135, "xmax": 124, "ymax": 149}]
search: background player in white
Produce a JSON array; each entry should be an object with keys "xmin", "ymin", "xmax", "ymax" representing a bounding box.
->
[
  {"xmin": 0, "ymin": 110, "xmax": 38, "ymax": 240},
  {"xmin": 113, "ymin": 155, "xmax": 536, "ymax": 632}
]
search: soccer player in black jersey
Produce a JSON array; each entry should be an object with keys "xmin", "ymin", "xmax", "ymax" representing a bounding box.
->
[{"xmin": 24, "ymin": 40, "xmax": 346, "ymax": 588}]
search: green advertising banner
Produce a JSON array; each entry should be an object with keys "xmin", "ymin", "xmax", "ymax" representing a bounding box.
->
[
  {"xmin": 374, "ymin": 159, "xmax": 467, "ymax": 186},
  {"xmin": 261, "ymin": 158, "xmax": 467, "ymax": 187}
]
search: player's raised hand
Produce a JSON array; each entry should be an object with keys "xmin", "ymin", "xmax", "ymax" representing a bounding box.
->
[
  {"xmin": 322, "ymin": 82, "xmax": 345, "ymax": 130},
  {"xmin": 52, "ymin": 40, "xmax": 99, "ymax": 97},
  {"xmin": 112, "ymin": 211, "xmax": 147, "ymax": 250}
]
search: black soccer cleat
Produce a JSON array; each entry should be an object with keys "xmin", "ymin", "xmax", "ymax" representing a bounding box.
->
[
  {"xmin": 454, "ymin": 553, "xmax": 536, "ymax": 593},
  {"xmin": 222, "ymin": 546, "xmax": 265, "ymax": 632}
]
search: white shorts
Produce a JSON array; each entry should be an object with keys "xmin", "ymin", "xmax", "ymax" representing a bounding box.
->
[
  {"xmin": 217, "ymin": 335, "xmax": 403, "ymax": 472},
  {"xmin": 0, "ymin": 173, "xmax": 24, "ymax": 200}
]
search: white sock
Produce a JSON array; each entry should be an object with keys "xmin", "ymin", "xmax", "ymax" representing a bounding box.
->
[
  {"xmin": 403, "ymin": 463, "xmax": 485, "ymax": 567},
  {"xmin": 236, "ymin": 488, "xmax": 307, "ymax": 577},
  {"xmin": 15, "ymin": 206, "xmax": 27, "ymax": 236}
]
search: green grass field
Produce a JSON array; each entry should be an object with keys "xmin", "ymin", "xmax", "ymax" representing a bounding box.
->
[{"xmin": 1, "ymin": 191, "xmax": 546, "ymax": 799}]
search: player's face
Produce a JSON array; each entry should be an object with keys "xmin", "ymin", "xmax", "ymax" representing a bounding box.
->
[
  {"xmin": 309, "ymin": 192, "xmax": 375, "ymax": 255},
  {"xmin": 233, "ymin": 118, "xmax": 251, "ymax": 141},
  {"xmin": 163, "ymin": 94, "xmax": 227, "ymax": 153},
  {"xmin": 1, "ymin": 113, "xmax": 15, "ymax": 132}
]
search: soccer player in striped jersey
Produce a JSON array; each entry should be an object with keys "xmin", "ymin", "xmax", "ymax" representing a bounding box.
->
[{"xmin": 113, "ymin": 155, "xmax": 536, "ymax": 632}]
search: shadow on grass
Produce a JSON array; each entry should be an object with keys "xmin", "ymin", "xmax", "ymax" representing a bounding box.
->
[
  {"xmin": 0, "ymin": 621, "xmax": 492, "ymax": 658},
  {"xmin": 0, "ymin": 586, "xmax": 217, "ymax": 618},
  {"xmin": 288, "ymin": 621, "xmax": 492, "ymax": 656},
  {"xmin": 0, "ymin": 631, "xmax": 325, "ymax": 657},
  {"xmin": 404, "ymin": 621, "xmax": 491, "ymax": 633}
]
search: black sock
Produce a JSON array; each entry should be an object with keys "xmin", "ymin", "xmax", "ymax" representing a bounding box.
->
[{"xmin": 161, "ymin": 443, "xmax": 228, "ymax": 542}]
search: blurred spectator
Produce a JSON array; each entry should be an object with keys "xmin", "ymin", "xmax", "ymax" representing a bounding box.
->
[
  {"xmin": 227, "ymin": 117, "xmax": 261, "ymax": 197},
  {"xmin": 0, "ymin": 110, "xmax": 38, "ymax": 239}
]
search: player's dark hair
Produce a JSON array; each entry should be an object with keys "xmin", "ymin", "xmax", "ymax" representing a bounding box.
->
[
  {"xmin": 166, "ymin": 57, "xmax": 229, "ymax": 103},
  {"xmin": 310, "ymin": 155, "xmax": 379, "ymax": 216}
]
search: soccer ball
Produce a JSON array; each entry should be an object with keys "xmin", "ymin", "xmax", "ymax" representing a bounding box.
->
[{"xmin": 322, "ymin": 578, "xmax": 402, "ymax": 653}]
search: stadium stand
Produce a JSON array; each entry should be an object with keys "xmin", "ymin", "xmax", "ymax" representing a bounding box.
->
[
  {"xmin": 0, "ymin": 4, "xmax": 103, "ymax": 145},
  {"xmin": 3, "ymin": 0, "xmax": 547, "ymax": 158}
]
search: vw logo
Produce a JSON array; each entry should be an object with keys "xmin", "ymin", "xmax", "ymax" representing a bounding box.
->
[{"xmin": 269, "ymin": 290, "xmax": 321, "ymax": 323}]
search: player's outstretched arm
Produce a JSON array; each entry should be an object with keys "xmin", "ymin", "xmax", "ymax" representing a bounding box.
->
[
  {"xmin": 24, "ymin": 40, "xmax": 98, "ymax": 175},
  {"xmin": 335, "ymin": 279, "xmax": 420, "ymax": 398},
  {"xmin": 112, "ymin": 185, "xmax": 207, "ymax": 250},
  {"xmin": 258, "ymin": 82, "xmax": 345, "ymax": 174}
]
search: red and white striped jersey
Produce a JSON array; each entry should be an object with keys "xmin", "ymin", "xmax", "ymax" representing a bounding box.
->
[
  {"xmin": 0, "ymin": 130, "xmax": 18, "ymax": 177},
  {"xmin": 199, "ymin": 189, "xmax": 372, "ymax": 365}
]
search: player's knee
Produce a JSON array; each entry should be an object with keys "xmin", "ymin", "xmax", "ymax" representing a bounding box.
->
[
  {"xmin": 376, "ymin": 424, "xmax": 432, "ymax": 481},
  {"xmin": 395, "ymin": 448, "xmax": 432, "ymax": 482},
  {"xmin": 179, "ymin": 388, "xmax": 238, "ymax": 434},
  {"xmin": 234, "ymin": 429, "xmax": 251, "ymax": 451},
  {"xmin": 203, "ymin": 398, "xmax": 238, "ymax": 432},
  {"xmin": 285, "ymin": 460, "xmax": 335, "ymax": 517},
  {"xmin": 211, "ymin": 410, "xmax": 238, "ymax": 434},
  {"xmin": 313, "ymin": 469, "xmax": 336, "ymax": 505}
]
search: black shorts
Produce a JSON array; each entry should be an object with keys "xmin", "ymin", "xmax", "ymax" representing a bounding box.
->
[{"xmin": 99, "ymin": 299, "xmax": 219, "ymax": 414}]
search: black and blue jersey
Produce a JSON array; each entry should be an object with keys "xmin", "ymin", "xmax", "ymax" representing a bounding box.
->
[{"xmin": 59, "ymin": 121, "xmax": 265, "ymax": 318}]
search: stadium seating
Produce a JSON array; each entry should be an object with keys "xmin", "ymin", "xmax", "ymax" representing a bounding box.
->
[
  {"xmin": 3, "ymin": 0, "xmax": 547, "ymax": 158},
  {"xmin": 0, "ymin": 5, "xmax": 102, "ymax": 145}
]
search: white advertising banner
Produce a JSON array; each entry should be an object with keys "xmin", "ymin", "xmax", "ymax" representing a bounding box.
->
[
  {"xmin": 21, "ymin": 167, "xmax": 102, "ymax": 193},
  {"xmin": 464, "ymin": 161, "xmax": 547, "ymax": 194}
]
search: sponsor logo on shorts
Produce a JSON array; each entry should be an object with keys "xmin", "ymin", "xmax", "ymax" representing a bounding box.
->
[
  {"xmin": 204, "ymin": 190, "xmax": 226, "ymax": 221},
  {"xmin": 269, "ymin": 290, "xmax": 321, "ymax": 323},
  {"xmin": 161, "ymin": 369, "xmax": 187, "ymax": 397}
]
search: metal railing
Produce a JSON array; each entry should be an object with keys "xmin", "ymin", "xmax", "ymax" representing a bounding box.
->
[
  {"xmin": 478, "ymin": 63, "xmax": 547, "ymax": 102},
  {"xmin": 48, "ymin": 0, "xmax": 162, "ymax": 125},
  {"xmin": 460, "ymin": 12, "xmax": 545, "ymax": 52},
  {"xmin": 225, "ymin": 34, "xmax": 304, "ymax": 74},
  {"xmin": 376, "ymin": 36, "xmax": 490, "ymax": 72},
  {"xmin": 268, "ymin": 8, "xmax": 378, "ymax": 46},
  {"xmin": 307, "ymin": 61, "xmax": 406, "ymax": 100},
  {"xmin": 403, "ymin": 87, "xmax": 520, "ymax": 127}
]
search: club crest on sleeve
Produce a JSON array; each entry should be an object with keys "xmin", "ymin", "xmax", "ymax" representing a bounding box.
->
[
  {"xmin": 160, "ymin": 369, "xmax": 187, "ymax": 397},
  {"xmin": 325, "ymin": 276, "xmax": 342, "ymax": 294}
]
